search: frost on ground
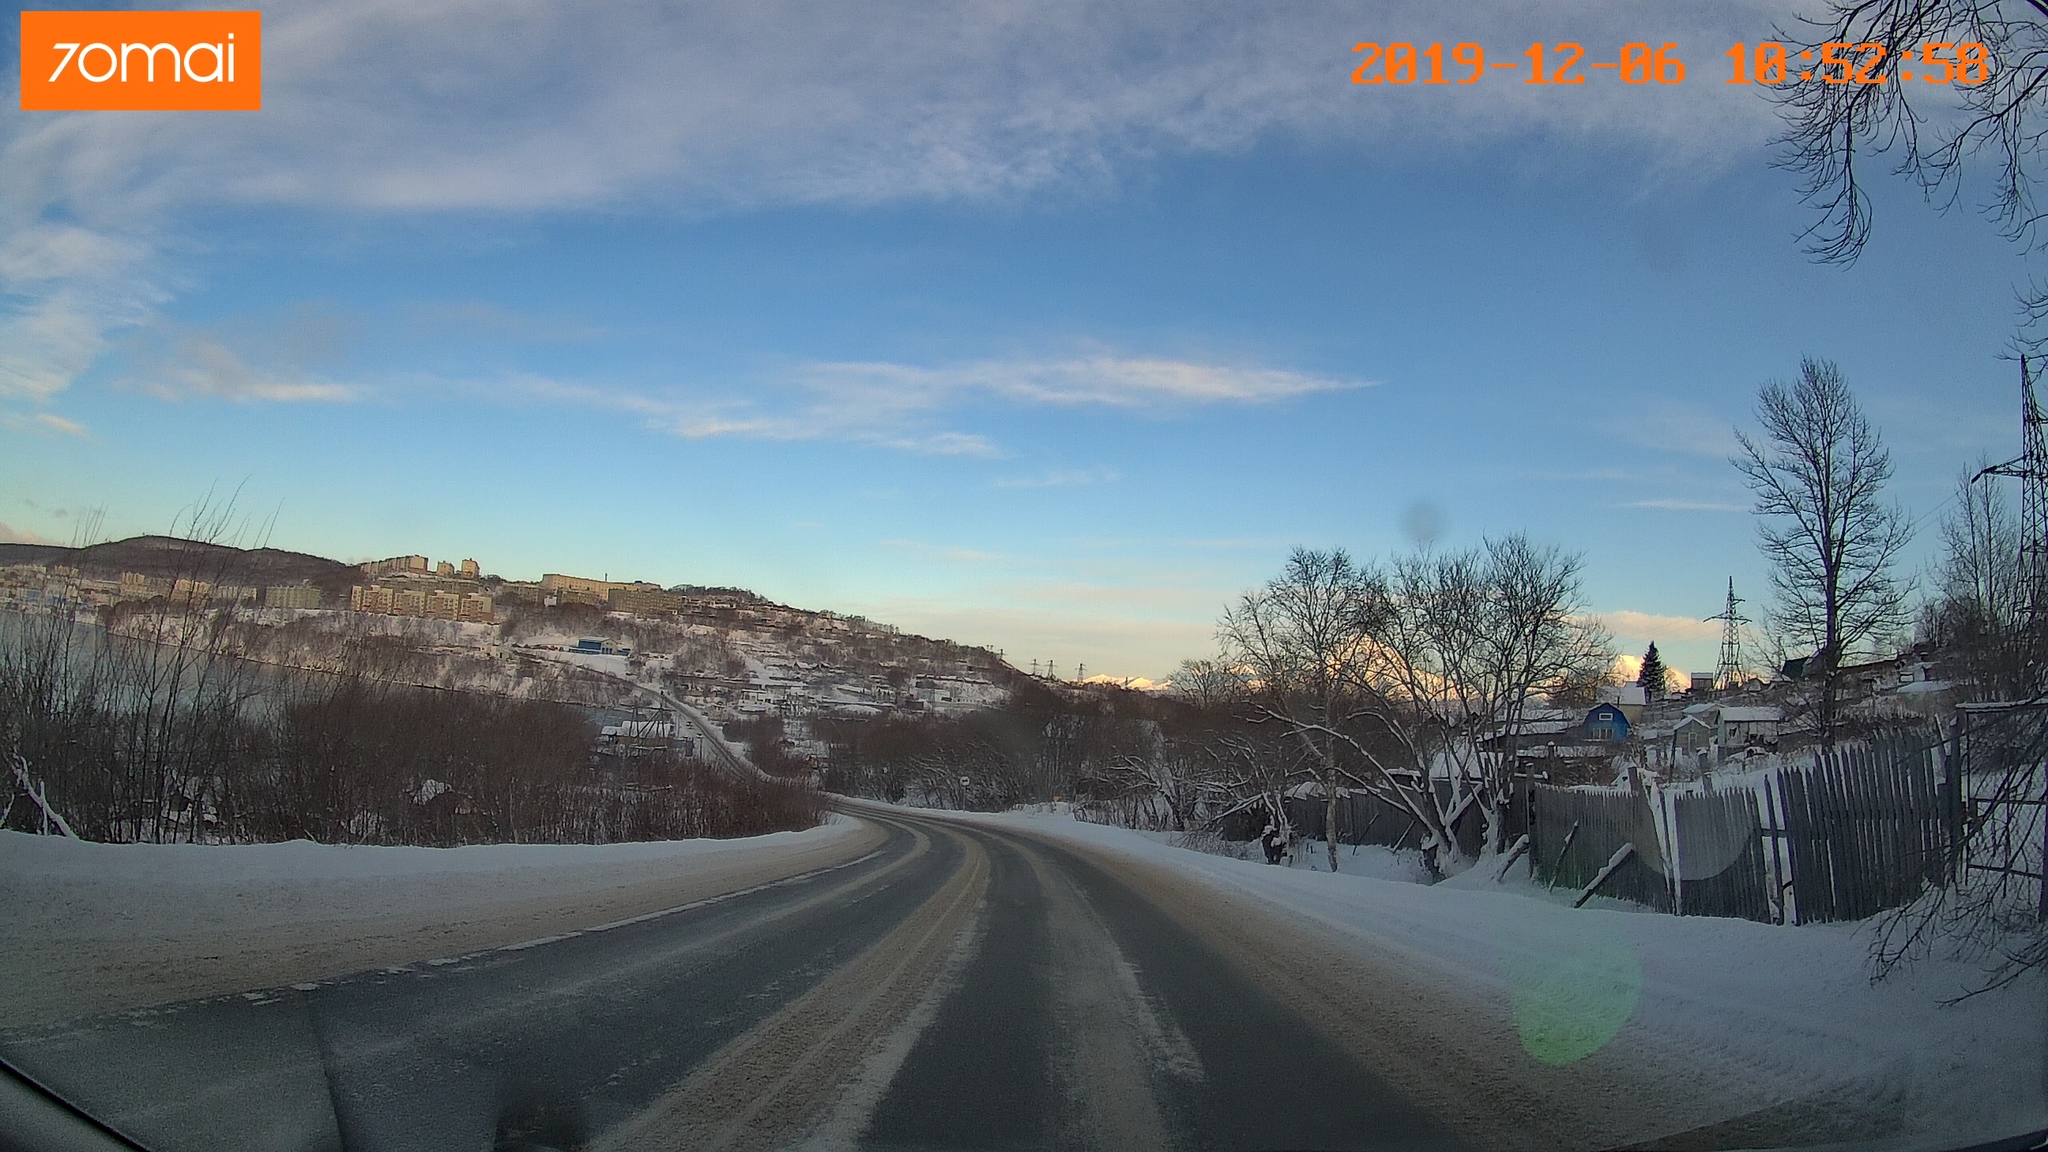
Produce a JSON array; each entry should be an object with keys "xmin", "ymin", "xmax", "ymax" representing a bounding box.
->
[
  {"xmin": 967, "ymin": 806, "xmax": 2048, "ymax": 1152},
  {"xmin": 0, "ymin": 817, "xmax": 876, "ymax": 1029}
]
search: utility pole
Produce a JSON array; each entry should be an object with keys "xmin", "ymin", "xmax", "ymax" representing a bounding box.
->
[{"xmin": 1707, "ymin": 579, "xmax": 1748, "ymax": 690}]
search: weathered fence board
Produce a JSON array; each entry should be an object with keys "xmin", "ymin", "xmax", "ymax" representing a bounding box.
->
[
  {"xmin": 1530, "ymin": 785, "xmax": 1673, "ymax": 913},
  {"xmin": 1773, "ymin": 737, "xmax": 1950, "ymax": 924},
  {"xmin": 1667, "ymin": 787, "xmax": 1772, "ymax": 922}
]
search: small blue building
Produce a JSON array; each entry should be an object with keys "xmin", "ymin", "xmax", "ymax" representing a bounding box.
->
[
  {"xmin": 572, "ymin": 636, "xmax": 631, "ymax": 656},
  {"xmin": 1582, "ymin": 702, "xmax": 1631, "ymax": 743}
]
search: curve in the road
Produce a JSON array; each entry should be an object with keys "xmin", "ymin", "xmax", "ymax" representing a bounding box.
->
[{"xmin": 4, "ymin": 807, "xmax": 1484, "ymax": 1152}]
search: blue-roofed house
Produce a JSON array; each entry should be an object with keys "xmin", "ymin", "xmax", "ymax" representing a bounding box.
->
[{"xmin": 1582, "ymin": 702, "xmax": 1631, "ymax": 743}]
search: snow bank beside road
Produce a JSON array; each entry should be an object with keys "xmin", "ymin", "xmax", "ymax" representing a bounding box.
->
[
  {"xmin": 0, "ymin": 823, "xmax": 853, "ymax": 887},
  {"xmin": 964, "ymin": 808, "xmax": 2048, "ymax": 1151},
  {"xmin": 0, "ymin": 818, "xmax": 874, "ymax": 1028}
]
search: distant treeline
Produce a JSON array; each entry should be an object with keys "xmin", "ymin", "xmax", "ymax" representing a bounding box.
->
[{"xmin": 0, "ymin": 609, "xmax": 821, "ymax": 846}]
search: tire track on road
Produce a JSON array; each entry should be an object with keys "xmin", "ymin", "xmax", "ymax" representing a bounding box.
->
[{"xmin": 596, "ymin": 817, "xmax": 991, "ymax": 1152}]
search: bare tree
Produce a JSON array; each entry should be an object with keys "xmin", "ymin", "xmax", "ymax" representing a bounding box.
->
[
  {"xmin": 1221, "ymin": 549, "xmax": 1393, "ymax": 872},
  {"xmin": 1925, "ymin": 462, "xmax": 2033, "ymax": 694},
  {"xmin": 1372, "ymin": 537, "xmax": 1610, "ymax": 856},
  {"xmin": 1734, "ymin": 358, "xmax": 1915, "ymax": 746},
  {"xmin": 1171, "ymin": 656, "xmax": 1247, "ymax": 712},
  {"xmin": 1772, "ymin": 3, "xmax": 2048, "ymax": 284}
]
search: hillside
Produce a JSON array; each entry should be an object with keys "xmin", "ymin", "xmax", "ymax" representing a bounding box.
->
[
  {"xmin": 2, "ymin": 536, "xmax": 1022, "ymax": 736},
  {"xmin": 0, "ymin": 536, "xmax": 354, "ymax": 589}
]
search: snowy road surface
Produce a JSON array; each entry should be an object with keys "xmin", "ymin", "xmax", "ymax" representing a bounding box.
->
[{"xmin": 1, "ymin": 807, "xmax": 2043, "ymax": 1151}]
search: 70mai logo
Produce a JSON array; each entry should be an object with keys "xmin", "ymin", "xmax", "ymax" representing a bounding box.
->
[{"xmin": 20, "ymin": 10, "xmax": 261, "ymax": 111}]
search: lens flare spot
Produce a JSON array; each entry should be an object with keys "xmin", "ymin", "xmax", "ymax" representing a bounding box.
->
[{"xmin": 1494, "ymin": 912, "xmax": 1643, "ymax": 1065}]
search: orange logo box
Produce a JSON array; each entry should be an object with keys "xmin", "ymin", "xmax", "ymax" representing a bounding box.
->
[{"xmin": 19, "ymin": 10, "xmax": 261, "ymax": 111}]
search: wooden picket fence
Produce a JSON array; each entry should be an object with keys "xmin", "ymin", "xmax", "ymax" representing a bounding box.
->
[
  {"xmin": 1765, "ymin": 738, "xmax": 1952, "ymax": 924},
  {"xmin": 1529, "ymin": 731, "xmax": 1953, "ymax": 925},
  {"xmin": 1529, "ymin": 785, "xmax": 1674, "ymax": 912}
]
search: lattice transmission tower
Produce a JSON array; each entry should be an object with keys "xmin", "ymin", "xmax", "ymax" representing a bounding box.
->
[
  {"xmin": 1977, "ymin": 356, "xmax": 2048, "ymax": 628},
  {"xmin": 1707, "ymin": 578, "xmax": 1748, "ymax": 691}
]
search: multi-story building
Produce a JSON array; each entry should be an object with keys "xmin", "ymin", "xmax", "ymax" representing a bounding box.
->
[
  {"xmin": 119, "ymin": 572, "xmax": 172, "ymax": 600},
  {"xmin": 459, "ymin": 558, "xmax": 480, "ymax": 579},
  {"xmin": 540, "ymin": 572, "xmax": 618, "ymax": 598},
  {"xmin": 171, "ymin": 578, "xmax": 213, "ymax": 606},
  {"xmin": 435, "ymin": 560, "xmax": 456, "ymax": 577},
  {"xmin": 264, "ymin": 585, "xmax": 324, "ymax": 609},
  {"xmin": 362, "ymin": 555, "xmax": 430, "ymax": 577},
  {"xmin": 350, "ymin": 585, "xmax": 397, "ymax": 613},
  {"xmin": 350, "ymin": 583, "xmax": 491, "ymax": 621},
  {"xmin": 608, "ymin": 587, "xmax": 686, "ymax": 616}
]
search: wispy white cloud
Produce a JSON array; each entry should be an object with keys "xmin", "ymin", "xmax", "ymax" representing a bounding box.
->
[
  {"xmin": 501, "ymin": 354, "xmax": 1347, "ymax": 455},
  {"xmin": 995, "ymin": 467, "xmax": 1120, "ymax": 489},
  {"xmin": 1611, "ymin": 653, "xmax": 1693, "ymax": 693},
  {"xmin": 3, "ymin": 2, "xmax": 1786, "ymax": 218},
  {"xmin": 126, "ymin": 336, "xmax": 355, "ymax": 403},
  {"xmin": 880, "ymin": 539, "xmax": 1003, "ymax": 564},
  {"xmin": 1017, "ymin": 581, "xmax": 1220, "ymax": 611},
  {"xmin": 1617, "ymin": 400, "xmax": 1741, "ymax": 459},
  {"xmin": 1597, "ymin": 609, "xmax": 1722, "ymax": 643},
  {"xmin": 117, "ymin": 314, "xmax": 359, "ymax": 403},
  {"xmin": 0, "ymin": 224, "xmax": 163, "ymax": 405},
  {"xmin": 402, "ymin": 301, "xmax": 606, "ymax": 344},
  {"xmin": 0, "ymin": 411, "xmax": 90, "ymax": 438},
  {"xmin": 837, "ymin": 593, "xmax": 1220, "ymax": 680},
  {"xmin": 0, "ymin": 521, "xmax": 60, "ymax": 545},
  {"xmin": 871, "ymin": 358, "xmax": 1354, "ymax": 408},
  {"xmin": 0, "ymin": 0, "xmax": 1791, "ymax": 408},
  {"xmin": 680, "ymin": 357, "xmax": 1353, "ymax": 451},
  {"xmin": 1624, "ymin": 498, "xmax": 1748, "ymax": 512}
]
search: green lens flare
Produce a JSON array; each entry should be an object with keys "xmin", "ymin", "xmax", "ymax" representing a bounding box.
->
[{"xmin": 1494, "ymin": 910, "xmax": 1643, "ymax": 1065}]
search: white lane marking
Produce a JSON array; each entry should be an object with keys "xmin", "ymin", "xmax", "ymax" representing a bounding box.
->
[
  {"xmin": 495, "ymin": 932, "xmax": 582, "ymax": 952},
  {"xmin": 582, "ymin": 848, "xmax": 887, "ymax": 935},
  {"xmin": 234, "ymin": 844, "xmax": 896, "ymax": 1002},
  {"xmin": 1111, "ymin": 953, "xmax": 1205, "ymax": 1083}
]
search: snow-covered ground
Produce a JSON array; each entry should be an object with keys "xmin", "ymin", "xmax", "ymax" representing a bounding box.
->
[
  {"xmin": 960, "ymin": 806, "xmax": 2048, "ymax": 1151},
  {"xmin": 9, "ymin": 802, "xmax": 2042, "ymax": 1148},
  {"xmin": 0, "ymin": 818, "xmax": 875, "ymax": 1028}
]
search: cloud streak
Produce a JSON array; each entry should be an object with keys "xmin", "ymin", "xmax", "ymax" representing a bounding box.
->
[
  {"xmin": 115, "ymin": 310, "xmax": 361, "ymax": 404},
  {"xmin": 505, "ymin": 353, "xmax": 1351, "ymax": 455},
  {"xmin": 995, "ymin": 467, "xmax": 1120, "ymax": 489},
  {"xmin": 1597, "ymin": 609, "xmax": 1723, "ymax": 643},
  {"xmin": 1624, "ymin": 498, "xmax": 1748, "ymax": 512},
  {"xmin": 0, "ymin": 411, "xmax": 90, "ymax": 438},
  {"xmin": 0, "ymin": 521, "xmax": 61, "ymax": 545}
]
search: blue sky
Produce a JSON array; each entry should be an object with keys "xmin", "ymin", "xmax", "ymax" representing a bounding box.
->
[{"xmin": 0, "ymin": 1, "xmax": 2031, "ymax": 681}]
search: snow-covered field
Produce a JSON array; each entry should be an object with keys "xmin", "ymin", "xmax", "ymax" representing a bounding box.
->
[
  {"xmin": 959, "ymin": 806, "xmax": 2048, "ymax": 1150},
  {"xmin": 0, "ymin": 818, "xmax": 876, "ymax": 1028}
]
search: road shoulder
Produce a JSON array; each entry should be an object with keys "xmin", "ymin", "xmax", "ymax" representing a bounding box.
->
[{"xmin": 0, "ymin": 817, "xmax": 883, "ymax": 1029}]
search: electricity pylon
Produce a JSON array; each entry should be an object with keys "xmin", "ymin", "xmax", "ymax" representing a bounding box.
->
[
  {"xmin": 1707, "ymin": 579, "xmax": 1748, "ymax": 691},
  {"xmin": 1977, "ymin": 356, "xmax": 2048, "ymax": 629}
]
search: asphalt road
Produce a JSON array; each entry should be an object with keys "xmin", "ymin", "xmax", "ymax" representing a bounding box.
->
[{"xmin": 0, "ymin": 808, "xmax": 1473, "ymax": 1152}]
